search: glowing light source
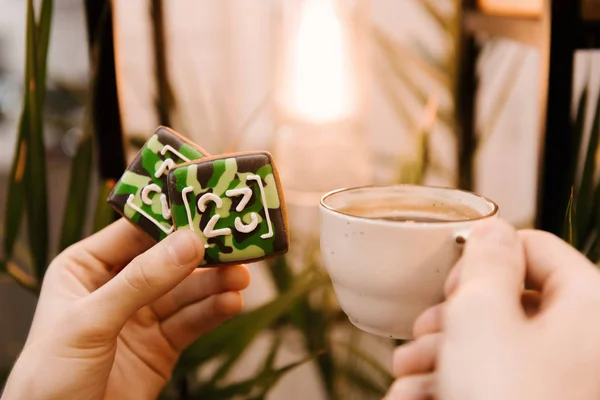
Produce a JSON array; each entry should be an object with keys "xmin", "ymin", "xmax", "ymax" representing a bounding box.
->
[{"xmin": 281, "ymin": 0, "xmax": 357, "ymax": 123}]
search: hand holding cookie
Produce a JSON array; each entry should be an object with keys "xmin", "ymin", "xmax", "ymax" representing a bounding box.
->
[
  {"xmin": 4, "ymin": 126, "xmax": 288, "ymax": 400},
  {"xmin": 3, "ymin": 218, "xmax": 250, "ymax": 400}
]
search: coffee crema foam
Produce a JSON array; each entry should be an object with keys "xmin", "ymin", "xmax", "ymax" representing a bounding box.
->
[{"xmin": 338, "ymin": 201, "xmax": 483, "ymax": 222}]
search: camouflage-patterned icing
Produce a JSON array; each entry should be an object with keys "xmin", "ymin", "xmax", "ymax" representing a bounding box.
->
[
  {"xmin": 167, "ymin": 152, "xmax": 289, "ymax": 266},
  {"xmin": 108, "ymin": 126, "xmax": 208, "ymax": 241}
]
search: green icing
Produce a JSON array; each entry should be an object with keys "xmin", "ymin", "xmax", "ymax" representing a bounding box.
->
[
  {"xmin": 264, "ymin": 174, "xmax": 280, "ymax": 208},
  {"xmin": 146, "ymin": 134, "xmax": 163, "ymax": 153},
  {"xmin": 121, "ymin": 170, "xmax": 152, "ymax": 188},
  {"xmin": 180, "ymin": 142, "xmax": 202, "ymax": 160},
  {"xmin": 220, "ymin": 235, "xmax": 265, "ymax": 262},
  {"xmin": 108, "ymin": 130, "xmax": 206, "ymax": 242},
  {"xmin": 169, "ymin": 154, "xmax": 286, "ymax": 265},
  {"xmin": 184, "ymin": 164, "xmax": 205, "ymax": 195},
  {"xmin": 208, "ymin": 159, "xmax": 226, "ymax": 188},
  {"xmin": 213, "ymin": 158, "xmax": 237, "ymax": 195},
  {"xmin": 172, "ymin": 203, "xmax": 191, "ymax": 229}
]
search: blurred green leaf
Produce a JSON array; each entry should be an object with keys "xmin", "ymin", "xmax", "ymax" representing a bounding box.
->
[
  {"xmin": 266, "ymin": 254, "xmax": 337, "ymax": 395},
  {"xmin": 2, "ymin": 0, "xmax": 52, "ymax": 268},
  {"xmin": 584, "ymin": 90, "xmax": 600, "ymax": 252},
  {"xmin": 176, "ymin": 270, "xmax": 326, "ymax": 380},
  {"xmin": 335, "ymin": 335, "xmax": 394, "ymax": 399},
  {"xmin": 576, "ymin": 88, "xmax": 600, "ymax": 238},
  {"xmin": 2, "ymin": 121, "xmax": 28, "ymax": 264},
  {"xmin": 408, "ymin": 37, "xmax": 448, "ymax": 78},
  {"xmin": 298, "ymin": 295, "xmax": 335, "ymax": 395},
  {"xmin": 420, "ymin": 0, "xmax": 451, "ymax": 33},
  {"xmin": 568, "ymin": 87, "xmax": 589, "ymax": 193},
  {"xmin": 336, "ymin": 363, "xmax": 389, "ymax": 398},
  {"xmin": 37, "ymin": 0, "xmax": 53, "ymax": 98},
  {"xmin": 563, "ymin": 187, "xmax": 576, "ymax": 247},
  {"xmin": 373, "ymin": 27, "xmax": 449, "ymax": 88},
  {"xmin": 375, "ymin": 59, "xmax": 418, "ymax": 132},
  {"xmin": 93, "ymin": 179, "xmax": 117, "ymax": 233},
  {"xmin": 373, "ymin": 28, "xmax": 454, "ymax": 130},
  {"xmin": 59, "ymin": 133, "xmax": 93, "ymax": 251},
  {"xmin": 335, "ymin": 341, "xmax": 394, "ymax": 386},
  {"xmin": 22, "ymin": 0, "xmax": 51, "ymax": 279},
  {"xmin": 6, "ymin": 261, "xmax": 39, "ymax": 295},
  {"xmin": 190, "ymin": 354, "xmax": 315, "ymax": 400},
  {"xmin": 263, "ymin": 333, "xmax": 281, "ymax": 370},
  {"xmin": 266, "ymin": 255, "xmax": 294, "ymax": 293}
]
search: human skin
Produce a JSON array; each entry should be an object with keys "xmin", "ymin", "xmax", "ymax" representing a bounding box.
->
[
  {"xmin": 2, "ymin": 219, "xmax": 251, "ymax": 400},
  {"xmin": 386, "ymin": 219, "xmax": 600, "ymax": 400}
]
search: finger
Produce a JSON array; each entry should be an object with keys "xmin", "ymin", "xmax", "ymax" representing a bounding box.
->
[
  {"xmin": 151, "ymin": 264, "xmax": 251, "ymax": 320},
  {"xmin": 460, "ymin": 219, "xmax": 524, "ymax": 294},
  {"xmin": 384, "ymin": 374, "xmax": 435, "ymax": 400},
  {"xmin": 393, "ymin": 334, "xmax": 441, "ymax": 377},
  {"xmin": 86, "ymin": 230, "xmax": 205, "ymax": 331},
  {"xmin": 519, "ymin": 229, "xmax": 596, "ymax": 296},
  {"xmin": 444, "ymin": 263, "xmax": 461, "ymax": 298},
  {"xmin": 445, "ymin": 219, "xmax": 526, "ymax": 333},
  {"xmin": 72, "ymin": 218, "xmax": 155, "ymax": 268},
  {"xmin": 413, "ymin": 304, "xmax": 443, "ymax": 338},
  {"xmin": 160, "ymin": 291, "xmax": 244, "ymax": 351}
]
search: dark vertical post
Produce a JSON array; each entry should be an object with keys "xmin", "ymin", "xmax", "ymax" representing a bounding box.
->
[
  {"xmin": 456, "ymin": 0, "xmax": 478, "ymax": 191},
  {"xmin": 150, "ymin": 0, "xmax": 175, "ymax": 127},
  {"xmin": 84, "ymin": 0, "xmax": 127, "ymax": 182},
  {"xmin": 537, "ymin": 0, "xmax": 578, "ymax": 234}
]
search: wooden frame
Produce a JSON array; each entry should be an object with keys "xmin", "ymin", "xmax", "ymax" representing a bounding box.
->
[{"xmin": 457, "ymin": 0, "xmax": 600, "ymax": 234}]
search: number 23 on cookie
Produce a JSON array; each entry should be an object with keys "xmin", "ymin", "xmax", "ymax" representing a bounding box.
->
[{"xmin": 181, "ymin": 174, "xmax": 274, "ymax": 247}]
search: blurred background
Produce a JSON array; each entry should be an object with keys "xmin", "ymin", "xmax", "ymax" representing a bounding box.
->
[{"xmin": 0, "ymin": 0, "xmax": 599, "ymax": 399}]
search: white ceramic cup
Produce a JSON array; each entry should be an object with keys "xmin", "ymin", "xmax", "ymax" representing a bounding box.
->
[{"xmin": 319, "ymin": 185, "xmax": 499, "ymax": 339}]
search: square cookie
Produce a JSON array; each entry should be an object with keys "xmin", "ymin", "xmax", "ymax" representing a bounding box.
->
[
  {"xmin": 108, "ymin": 126, "xmax": 209, "ymax": 241},
  {"xmin": 167, "ymin": 152, "xmax": 289, "ymax": 266}
]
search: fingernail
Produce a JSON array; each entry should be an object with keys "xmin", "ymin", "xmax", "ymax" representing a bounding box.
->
[
  {"xmin": 473, "ymin": 220, "xmax": 515, "ymax": 245},
  {"xmin": 167, "ymin": 230, "xmax": 200, "ymax": 267}
]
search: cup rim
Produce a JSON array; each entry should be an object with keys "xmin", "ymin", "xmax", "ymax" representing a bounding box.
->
[{"xmin": 319, "ymin": 184, "xmax": 499, "ymax": 224}]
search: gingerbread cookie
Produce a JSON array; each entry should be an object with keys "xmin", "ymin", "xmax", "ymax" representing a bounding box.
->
[
  {"xmin": 167, "ymin": 152, "xmax": 289, "ymax": 266},
  {"xmin": 108, "ymin": 126, "xmax": 208, "ymax": 241}
]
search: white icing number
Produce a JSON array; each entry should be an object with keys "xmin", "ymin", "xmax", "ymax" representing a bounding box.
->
[
  {"xmin": 225, "ymin": 187, "xmax": 253, "ymax": 211},
  {"xmin": 126, "ymin": 194, "xmax": 174, "ymax": 235},
  {"xmin": 127, "ymin": 144, "xmax": 192, "ymax": 233},
  {"xmin": 197, "ymin": 193, "xmax": 232, "ymax": 238},
  {"xmin": 161, "ymin": 145, "xmax": 190, "ymax": 162},
  {"xmin": 154, "ymin": 158, "xmax": 176, "ymax": 179},
  {"xmin": 247, "ymin": 174, "xmax": 274, "ymax": 239},
  {"xmin": 235, "ymin": 212, "xmax": 259, "ymax": 233},
  {"xmin": 180, "ymin": 175, "xmax": 275, "ymax": 248},
  {"xmin": 226, "ymin": 187, "xmax": 260, "ymax": 233},
  {"xmin": 154, "ymin": 144, "xmax": 191, "ymax": 179},
  {"xmin": 141, "ymin": 184, "xmax": 171, "ymax": 219}
]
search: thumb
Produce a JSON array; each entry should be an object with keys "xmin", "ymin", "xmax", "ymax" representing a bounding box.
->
[
  {"xmin": 446, "ymin": 219, "xmax": 526, "ymax": 332},
  {"xmin": 87, "ymin": 230, "xmax": 205, "ymax": 332}
]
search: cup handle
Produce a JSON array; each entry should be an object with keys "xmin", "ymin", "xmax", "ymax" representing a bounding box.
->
[{"xmin": 455, "ymin": 229, "xmax": 471, "ymax": 246}]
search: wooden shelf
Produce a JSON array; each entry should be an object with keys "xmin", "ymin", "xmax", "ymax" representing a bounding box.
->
[
  {"xmin": 579, "ymin": 20, "xmax": 600, "ymax": 47},
  {"xmin": 464, "ymin": 11, "xmax": 544, "ymax": 46}
]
